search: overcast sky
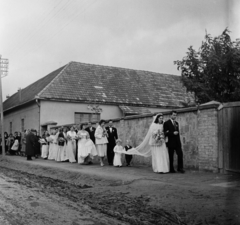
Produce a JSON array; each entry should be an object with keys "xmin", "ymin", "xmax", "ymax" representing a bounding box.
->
[{"xmin": 1, "ymin": 0, "xmax": 240, "ymax": 100}]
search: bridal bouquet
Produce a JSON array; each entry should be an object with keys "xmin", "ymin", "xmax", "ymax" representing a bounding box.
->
[{"xmin": 153, "ymin": 130, "xmax": 165, "ymax": 146}]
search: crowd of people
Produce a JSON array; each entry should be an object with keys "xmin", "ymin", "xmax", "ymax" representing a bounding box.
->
[{"xmin": 0, "ymin": 111, "xmax": 185, "ymax": 174}]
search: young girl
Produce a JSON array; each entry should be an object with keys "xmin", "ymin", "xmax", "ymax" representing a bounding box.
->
[
  {"xmin": 113, "ymin": 139, "xmax": 124, "ymax": 167},
  {"xmin": 40, "ymin": 131, "xmax": 49, "ymax": 159}
]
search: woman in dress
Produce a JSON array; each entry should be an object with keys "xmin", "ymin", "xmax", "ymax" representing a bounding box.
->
[
  {"xmin": 77, "ymin": 124, "xmax": 97, "ymax": 164},
  {"xmin": 56, "ymin": 128, "xmax": 66, "ymax": 162},
  {"xmin": 10, "ymin": 132, "xmax": 19, "ymax": 155},
  {"xmin": 124, "ymin": 113, "xmax": 169, "ymax": 173},
  {"xmin": 66, "ymin": 126, "xmax": 77, "ymax": 163},
  {"xmin": 21, "ymin": 130, "xmax": 27, "ymax": 156},
  {"xmin": 48, "ymin": 129, "xmax": 57, "ymax": 160},
  {"xmin": 6, "ymin": 133, "xmax": 15, "ymax": 154},
  {"xmin": 40, "ymin": 131, "xmax": 49, "ymax": 159},
  {"xmin": 95, "ymin": 120, "xmax": 108, "ymax": 166},
  {"xmin": 61, "ymin": 127, "xmax": 69, "ymax": 162},
  {"xmin": 4, "ymin": 132, "xmax": 9, "ymax": 154}
]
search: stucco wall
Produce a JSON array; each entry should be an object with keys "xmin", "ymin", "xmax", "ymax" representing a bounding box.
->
[
  {"xmin": 3, "ymin": 103, "xmax": 40, "ymax": 133},
  {"xmin": 40, "ymin": 101, "xmax": 123, "ymax": 126},
  {"xmin": 40, "ymin": 100, "xmax": 170, "ymax": 127}
]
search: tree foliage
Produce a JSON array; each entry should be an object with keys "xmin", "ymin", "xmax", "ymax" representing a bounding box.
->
[{"xmin": 174, "ymin": 29, "xmax": 240, "ymax": 103}]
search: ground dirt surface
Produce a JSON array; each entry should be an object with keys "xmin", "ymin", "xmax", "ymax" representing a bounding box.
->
[{"xmin": 0, "ymin": 156, "xmax": 240, "ymax": 225}]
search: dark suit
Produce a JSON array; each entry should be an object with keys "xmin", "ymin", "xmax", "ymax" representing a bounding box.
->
[
  {"xmin": 106, "ymin": 126, "xmax": 118, "ymax": 165},
  {"xmin": 85, "ymin": 126, "xmax": 96, "ymax": 144},
  {"xmin": 125, "ymin": 145, "xmax": 133, "ymax": 165},
  {"xmin": 164, "ymin": 119, "xmax": 183, "ymax": 172},
  {"xmin": 26, "ymin": 132, "xmax": 36, "ymax": 158}
]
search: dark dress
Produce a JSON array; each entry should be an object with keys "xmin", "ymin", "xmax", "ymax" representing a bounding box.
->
[
  {"xmin": 106, "ymin": 126, "xmax": 118, "ymax": 165},
  {"xmin": 34, "ymin": 135, "xmax": 41, "ymax": 156},
  {"xmin": 26, "ymin": 132, "xmax": 36, "ymax": 157},
  {"xmin": 8, "ymin": 137, "xmax": 15, "ymax": 155}
]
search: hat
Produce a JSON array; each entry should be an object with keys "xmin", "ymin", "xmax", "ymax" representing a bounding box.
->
[{"xmin": 116, "ymin": 139, "xmax": 122, "ymax": 143}]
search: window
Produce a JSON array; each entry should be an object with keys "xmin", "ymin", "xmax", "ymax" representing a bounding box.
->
[
  {"xmin": 74, "ymin": 113, "xmax": 100, "ymax": 124},
  {"xmin": 21, "ymin": 119, "xmax": 24, "ymax": 132},
  {"xmin": 10, "ymin": 122, "xmax": 12, "ymax": 134}
]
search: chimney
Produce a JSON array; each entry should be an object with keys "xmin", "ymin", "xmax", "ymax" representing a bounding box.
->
[
  {"xmin": 6, "ymin": 94, "xmax": 10, "ymax": 99},
  {"xmin": 18, "ymin": 88, "xmax": 22, "ymax": 102}
]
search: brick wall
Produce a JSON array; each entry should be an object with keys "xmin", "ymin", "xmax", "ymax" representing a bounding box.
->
[{"xmin": 197, "ymin": 108, "xmax": 218, "ymax": 172}]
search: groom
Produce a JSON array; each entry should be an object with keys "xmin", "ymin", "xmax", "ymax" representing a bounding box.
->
[
  {"xmin": 106, "ymin": 120, "xmax": 118, "ymax": 165},
  {"xmin": 164, "ymin": 111, "xmax": 185, "ymax": 173}
]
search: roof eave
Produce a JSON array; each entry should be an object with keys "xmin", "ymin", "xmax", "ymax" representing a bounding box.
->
[
  {"xmin": 37, "ymin": 97, "xmax": 182, "ymax": 109},
  {"xmin": 3, "ymin": 98, "xmax": 37, "ymax": 113}
]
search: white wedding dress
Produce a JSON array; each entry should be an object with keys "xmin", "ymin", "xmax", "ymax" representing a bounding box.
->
[
  {"xmin": 124, "ymin": 114, "xmax": 170, "ymax": 173},
  {"xmin": 150, "ymin": 124, "xmax": 169, "ymax": 173}
]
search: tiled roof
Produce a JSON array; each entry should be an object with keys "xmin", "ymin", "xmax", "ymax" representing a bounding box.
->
[
  {"xmin": 119, "ymin": 105, "xmax": 151, "ymax": 115},
  {"xmin": 4, "ymin": 61, "xmax": 194, "ymax": 111},
  {"xmin": 3, "ymin": 65, "xmax": 67, "ymax": 111}
]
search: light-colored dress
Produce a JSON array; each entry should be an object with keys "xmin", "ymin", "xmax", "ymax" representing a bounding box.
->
[
  {"xmin": 48, "ymin": 135, "xmax": 57, "ymax": 160},
  {"xmin": 150, "ymin": 124, "xmax": 169, "ymax": 173},
  {"xmin": 56, "ymin": 132, "xmax": 67, "ymax": 162},
  {"xmin": 77, "ymin": 130, "xmax": 97, "ymax": 164},
  {"xmin": 60, "ymin": 132, "xmax": 69, "ymax": 161},
  {"xmin": 94, "ymin": 126, "xmax": 108, "ymax": 157},
  {"xmin": 66, "ymin": 131, "xmax": 77, "ymax": 163},
  {"xmin": 41, "ymin": 138, "xmax": 49, "ymax": 159},
  {"xmin": 113, "ymin": 145, "xmax": 124, "ymax": 166}
]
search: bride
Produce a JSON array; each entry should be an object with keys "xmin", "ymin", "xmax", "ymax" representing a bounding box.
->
[{"xmin": 124, "ymin": 113, "xmax": 169, "ymax": 173}]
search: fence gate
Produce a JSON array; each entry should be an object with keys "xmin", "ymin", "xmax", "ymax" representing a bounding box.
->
[{"xmin": 218, "ymin": 102, "xmax": 240, "ymax": 173}]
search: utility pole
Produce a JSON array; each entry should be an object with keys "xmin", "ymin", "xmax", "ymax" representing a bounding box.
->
[{"xmin": 0, "ymin": 55, "xmax": 9, "ymax": 157}]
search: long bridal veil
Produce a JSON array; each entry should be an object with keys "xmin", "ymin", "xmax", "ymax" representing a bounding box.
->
[{"xmin": 124, "ymin": 114, "xmax": 161, "ymax": 157}]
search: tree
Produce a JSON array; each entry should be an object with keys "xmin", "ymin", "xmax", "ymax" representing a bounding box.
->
[{"xmin": 174, "ymin": 29, "xmax": 240, "ymax": 104}]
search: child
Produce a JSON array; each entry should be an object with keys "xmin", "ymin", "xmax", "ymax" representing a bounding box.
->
[
  {"xmin": 40, "ymin": 131, "xmax": 49, "ymax": 160},
  {"xmin": 113, "ymin": 139, "xmax": 124, "ymax": 167},
  {"xmin": 124, "ymin": 140, "xmax": 133, "ymax": 166}
]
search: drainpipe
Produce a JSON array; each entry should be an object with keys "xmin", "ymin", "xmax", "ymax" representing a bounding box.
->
[{"xmin": 35, "ymin": 98, "xmax": 41, "ymax": 135}]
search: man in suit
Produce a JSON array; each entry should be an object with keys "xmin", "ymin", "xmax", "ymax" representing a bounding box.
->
[
  {"xmin": 85, "ymin": 122, "xmax": 96, "ymax": 144},
  {"xmin": 25, "ymin": 129, "xmax": 36, "ymax": 160},
  {"xmin": 124, "ymin": 140, "xmax": 133, "ymax": 166},
  {"xmin": 106, "ymin": 120, "xmax": 118, "ymax": 165},
  {"xmin": 164, "ymin": 111, "xmax": 185, "ymax": 173}
]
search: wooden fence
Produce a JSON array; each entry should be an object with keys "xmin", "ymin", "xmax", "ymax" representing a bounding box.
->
[{"xmin": 218, "ymin": 102, "xmax": 240, "ymax": 173}]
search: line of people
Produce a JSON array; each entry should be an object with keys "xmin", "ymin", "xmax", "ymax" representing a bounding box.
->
[
  {"xmin": 24, "ymin": 120, "xmax": 133, "ymax": 167},
  {"xmin": 0, "ymin": 130, "xmax": 41, "ymax": 157},
  {"xmin": 1, "ymin": 111, "xmax": 184, "ymax": 174}
]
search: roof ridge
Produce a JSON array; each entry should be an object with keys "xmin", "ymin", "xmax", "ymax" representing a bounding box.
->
[
  {"xmin": 36, "ymin": 62, "xmax": 71, "ymax": 98},
  {"xmin": 70, "ymin": 61, "xmax": 179, "ymax": 77}
]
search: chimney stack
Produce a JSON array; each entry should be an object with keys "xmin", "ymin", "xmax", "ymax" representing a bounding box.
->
[
  {"xmin": 18, "ymin": 88, "xmax": 22, "ymax": 102},
  {"xmin": 6, "ymin": 94, "xmax": 10, "ymax": 99}
]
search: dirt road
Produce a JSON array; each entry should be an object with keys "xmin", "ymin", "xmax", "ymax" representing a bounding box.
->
[{"xmin": 0, "ymin": 156, "xmax": 240, "ymax": 225}]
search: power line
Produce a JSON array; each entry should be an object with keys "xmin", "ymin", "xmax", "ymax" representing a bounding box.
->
[
  {"xmin": 20, "ymin": 0, "xmax": 98, "ymax": 59},
  {"xmin": 8, "ymin": 0, "xmax": 74, "ymax": 56}
]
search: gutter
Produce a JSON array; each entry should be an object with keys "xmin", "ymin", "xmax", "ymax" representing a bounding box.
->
[{"xmin": 35, "ymin": 98, "xmax": 41, "ymax": 135}]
